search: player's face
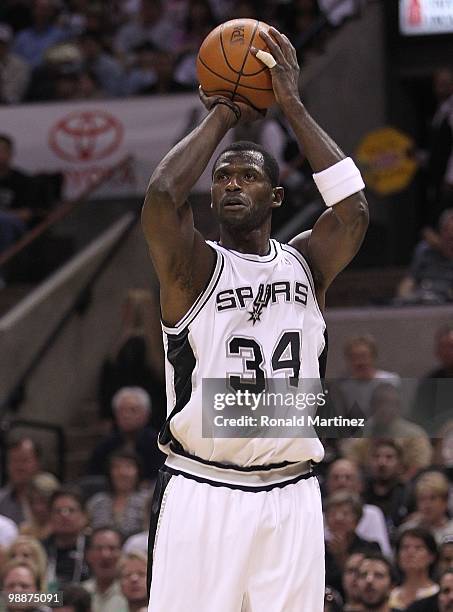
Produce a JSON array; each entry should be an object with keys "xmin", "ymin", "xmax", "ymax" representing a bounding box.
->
[
  {"xmin": 211, "ymin": 152, "xmax": 281, "ymax": 231},
  {"xmin": 439, "ymin": 573, "xmax": 453, "ymax": 612},
  {"xmin": 357, "ymin": 559, "xmax": 392, "ymax": 609}
]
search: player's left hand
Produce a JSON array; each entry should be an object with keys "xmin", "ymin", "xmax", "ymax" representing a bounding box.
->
[
  {"xmin": 252, "ymin": 27, "xmax": 300, "ymax": 109},
  {"xmin": 198, "ymin": 86, "xmax": 265, "ymax": 124}
]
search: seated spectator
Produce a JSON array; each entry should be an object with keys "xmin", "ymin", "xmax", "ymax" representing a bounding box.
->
[
  {"xmin": 338, "ymin": 334, "xmax": 400, "ymax": 418},
  {"xmin": 122, "ymin": 495, "xmax": 153, "ymax": 556},
  {"xmin": 390, "ymin": 527, "xmax": 439, "ymax": 610},
  {"xmin": 59, "ymin": 583, "xmax": 92, "ymax": 612},
  {"xmin": 114, "ymin": 0, "xmax": 180, "ymax": 59},
  {"xmin": 412, "ymin": 324, "xmax": 453, "ymax": 434},
  {"xmin": 325, "ymin": 458, "xmax": 392, "ymax": 558},
  {"xmin": 7, "ymin": 535, "xmax": 48, "ymax": 590},
  {"xmin": 397, "ymin": 209, "xmax": 453, "ymax": 304},
  {"xmin": 44, "ymin": 487, "xmax": 90, "ymax": 587},
  {"xmin": 98, "ymin": 289, "xmax": 165, "ymax": 431},
  {"xmin": 12, "ymin": 0, "xmax": 69, "ymax": 68},
  {"xmin": 324, "ymin": 491, "xmax": 381, "ymax": 596},
  {"xmin": 19, "ymin": 472, "xmax": 60, "ymax": 541},
  {"xmin": 438, "ymin": 537, "xmax": 453, "ymax": 578},
  {"xmin": 87, "ymin": 450, "xmax": 148, "ymax": 539},
  {"xmin": 1, "ymin": 559, "xmax": 52, "ymax": 612},
  {"xmin": 82, "ymin": 527, "xmax": 127, "ymax": 612},
  {"xmin": 0, "ymin": 135, "xmax": 35, "ymax": 256},
  {"xmin": 89, "ymin": 387, "xmax": 165, "ymax": 481},
  {"xmin": 341, "ymin": 551, "xmax": 365, "ymax": 612},
  {"xmin": 403, "ymin": 471, "xmax": 453, "ymax": 545},
  {"xmin": 0, "ymin": 434, "xmax": 41, "ymax": 524},
  {"xmin": 356, "ymin": 553, "xmax": 397, "ymax": 612},
  {"xmin": 0, "ymin": 22, "xmax": 30, "ymax": 103},
  {"xmin": 344, "ymin": 383, "xmax": 433, "ymax": 481},
  {"xmin": 119, "ymin": 551, "xmax": 148, "ymax": 612},
  {"xmin": 364, "ymin": 439, "xmax": 409, "ymax": 537},
  {"xmin": 77, "ymin": 31, "xmax": 124, "ymax": 97}
]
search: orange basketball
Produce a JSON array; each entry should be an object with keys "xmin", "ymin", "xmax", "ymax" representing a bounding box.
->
[{"xmin": 197, "ymin": 19, "xmax": 275, "ymax": 111}]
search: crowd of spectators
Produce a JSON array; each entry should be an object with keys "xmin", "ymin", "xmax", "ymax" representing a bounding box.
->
[
  {"xmin": 0, "ymin": 321, "xmax": 451, "ymax": 611},
  {"xmin": 0, "ymin": 0, "xmax": 351, "ymax": 105}
]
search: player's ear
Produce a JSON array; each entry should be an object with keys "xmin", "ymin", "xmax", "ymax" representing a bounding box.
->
[{"xmin": 271, "ymin": 187, "xmax": 284, "ymax": 208}]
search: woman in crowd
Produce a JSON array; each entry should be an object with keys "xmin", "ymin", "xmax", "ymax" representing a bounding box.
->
[
  {"xmin": 7, "ymin": 536, "xmax": 48, "ymax": 591},
  {"xmin": 87, "ymin": 449, "xmax": 148, "ymax": 539},
  {"xmin": 390, "ymin": 527, "xmax": 439, "ymax": 610},
  {"xmin": 1, "ymin": 559, "xmax": 51, "ymax": 612},
  {"xmin": 20, "ymin": 473, "xmax": 60, "ymax": 541}
]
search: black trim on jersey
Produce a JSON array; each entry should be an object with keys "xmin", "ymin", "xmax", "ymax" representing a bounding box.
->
[
  {"xmin": 170, "ymin": 443, "xmax": 301, "ymax": 472},
  {"xmin": 161, "ymin": 464, "xmax": 314, "ymax": 493},
  {"xmin": 318, "ymin": 329, "xmax": 329, "ymax": 379},
  {"xmin": 147, "ymin": 468, "xmax": 173, "ymax": 599},
  {"xmin": 161, "ymin": 248, "xmax": 224, "ymax": 333},
  {"xmin": 280, "ymin": 245, "xmax": 320, "ymax": 309},
  {"xmin": 159, "ymin": 328, "xmax": 196, "ymax": 446},
  {"xmin": 210, "ymin": 239, "xmax": 279, "ymax": 263}
]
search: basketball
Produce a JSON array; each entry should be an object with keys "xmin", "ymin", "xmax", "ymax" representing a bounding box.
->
[{"xmin": 197, "ymin": 19, "xmax": 275, "ymax": 111}]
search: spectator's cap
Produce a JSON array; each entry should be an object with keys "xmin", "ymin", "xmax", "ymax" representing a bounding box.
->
[{"xmin": 0, "ymin": 23, "xmax": 13, "ymax": 44}]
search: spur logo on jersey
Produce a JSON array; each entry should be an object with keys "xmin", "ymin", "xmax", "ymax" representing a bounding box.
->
[{"xmin": 216, "ymin": 281, "xmax": 308, "ymax": 324}]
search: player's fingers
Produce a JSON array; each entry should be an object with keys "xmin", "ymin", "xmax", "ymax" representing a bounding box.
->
[
  {"xmin": 259, "ymin": 29, "xmax": 286, "ymax": 66},
  {"xmin": 267, "ymin": 27, "xmax": 293, "ymax": 60},
  {"xmin": 280, "ymin": 32, "xmax": 298, "ymax": 64},
  {"xmin": 251, "ymin": 46, "xmax": 277, "ymax": 69}
]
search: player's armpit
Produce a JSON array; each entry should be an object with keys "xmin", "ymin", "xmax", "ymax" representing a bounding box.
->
[{"xmin": 291, "ymin": 192, "xmax": 368, "ymax": 291}]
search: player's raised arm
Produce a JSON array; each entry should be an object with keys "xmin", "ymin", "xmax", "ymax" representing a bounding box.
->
[
  {"xmin": 256, "ymin": 28, "xmax": 369, "ymax": 304},
  {"xmin": 142, "ymin": 92, "xmax": 262, "ymax": 324}
]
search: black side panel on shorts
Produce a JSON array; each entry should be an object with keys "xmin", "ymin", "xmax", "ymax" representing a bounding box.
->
[
  {"xmin": 147, "ymin": 468, "xmax": 173, "ymax": 599},
  {"xmin": 159, "ymin": 327, "xmax": 196, "ymax": 447}
]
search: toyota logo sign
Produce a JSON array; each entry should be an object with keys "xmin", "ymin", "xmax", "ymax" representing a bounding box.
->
[{"xmin": 49, "ymin": 110, "xmax": 123, "ymax": 162}]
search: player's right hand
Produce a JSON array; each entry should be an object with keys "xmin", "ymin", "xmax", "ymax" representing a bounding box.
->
[{"xmin": 198, "ymin": 86, "xmax": 265, "ymax": 125}]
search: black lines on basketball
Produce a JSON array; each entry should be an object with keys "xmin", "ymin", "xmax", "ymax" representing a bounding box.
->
[{"xmin": 232, "ymin": 19, "xmax": 259, "ymax": 100}]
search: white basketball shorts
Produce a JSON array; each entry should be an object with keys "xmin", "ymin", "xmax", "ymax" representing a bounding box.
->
[{"xmin": 147, "ymin": 455, "xmax": 325, "ymax": 611}]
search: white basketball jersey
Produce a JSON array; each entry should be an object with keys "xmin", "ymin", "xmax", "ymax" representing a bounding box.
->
[{"xmin": 160, "ymin": 239, "xmax": 326, "ymax": 468}]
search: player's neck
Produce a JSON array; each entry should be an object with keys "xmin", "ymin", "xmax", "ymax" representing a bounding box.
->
[{"xmin": 219, "ymin": 227, "xmax": 271, "ymax": 256}]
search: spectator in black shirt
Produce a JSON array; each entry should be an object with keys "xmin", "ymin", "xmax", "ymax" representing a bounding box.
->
[
  {"xmin": 44, "ymin": 488, "xmax": 90, "ymax": 588},
  {"xmin": 365, "ymin": 439, "xmax": 408, "ymax": 538},
  {"xmin": 0, "ymin": 133, "xmax": 34, "ymax": 254},
  {"xmin": 89, "ymin": 387, "xmax": 165, "ymax": 481}
]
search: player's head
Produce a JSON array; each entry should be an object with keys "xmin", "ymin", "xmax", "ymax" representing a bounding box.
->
[
  {"xmin": 211, "ymin": 141, "xmax": 283, "ymax": 232},
  {"xmin": 357, "ymin": 553, "xmax": 396, "ymax": 610}
]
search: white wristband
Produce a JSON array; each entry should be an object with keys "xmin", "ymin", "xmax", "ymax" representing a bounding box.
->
[{"xmin": 312, "ymin": 157, "xmax": 365, "ymax": 207}]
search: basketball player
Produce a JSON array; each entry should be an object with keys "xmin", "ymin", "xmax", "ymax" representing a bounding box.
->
[{"xmin": 142, "ymin": 27, "xmax": 368, "ymax": 612}]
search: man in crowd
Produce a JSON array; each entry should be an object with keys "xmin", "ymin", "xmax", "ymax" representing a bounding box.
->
[
  {"xmin": 0, "ymin": 434, "xmax": 41, "ymax": 523},
  {"xmin": 88, "ymin": 387, "xmax": 164, "ymax": 481},
  {"xmin": 0, "ymin": 134, "xmax": 34, "ymax": 255},
  {"xmin": 82, "ymin": 527, "xmax": 127, "ymax": 612},
  {"xmin": 364, "ymin": 439, "xmax": 408, "ymax": 537},
  {"xmin": 412, "ymin": 323, "xmax": 453, "ymax": 434},
  {"xmin": 356, "ymin": 553, "xmax": 398, "ymax": 612},
  {"xmin": 119, "ymin": 552, "xmax": 148, "ymax": 612},
  {"xmin": 397, "ymin": 209, "xmax": 453, "ymax": 304},
  {"xmin": 0, "ymin": 22, "xmax": 30, "ymax": 103},
  {"xmin": 44, "ymin": 487, "xmax": 90, "ymax": 586},
  {"xmin": 341, "ymin": 552, "xmax": 365, "ymax": 612}
]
